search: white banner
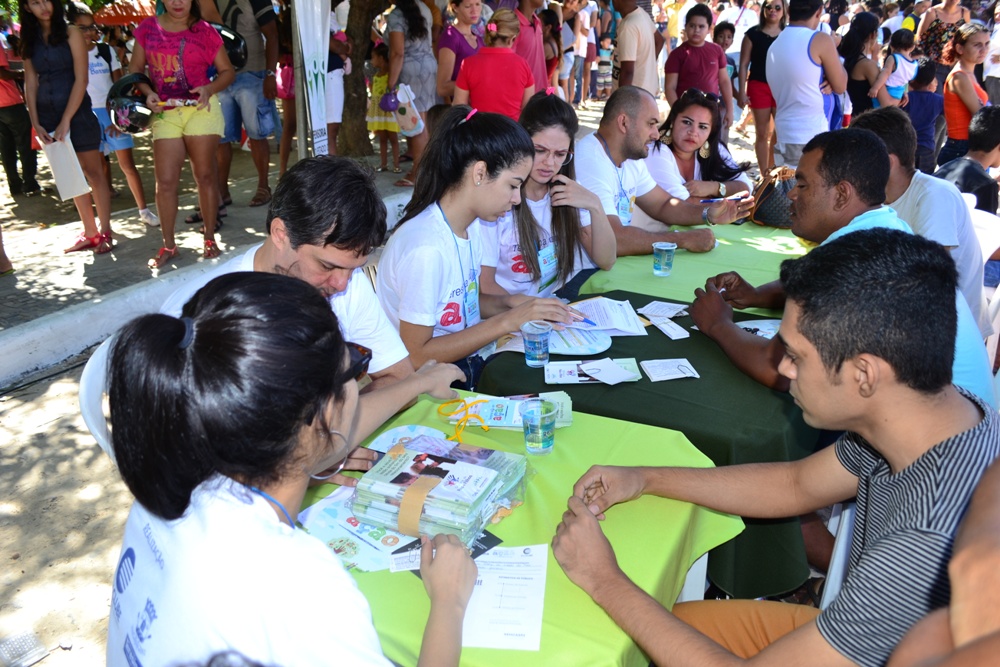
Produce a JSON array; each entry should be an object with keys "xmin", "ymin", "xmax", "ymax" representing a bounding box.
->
[{"xmin": 295, "ymin": 0, "xmax": 330, "ymax": 156}]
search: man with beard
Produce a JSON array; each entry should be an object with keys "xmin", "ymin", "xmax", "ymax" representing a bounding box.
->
[
  {"xmin": 688, "ymin": 128, "xmax": 995, "ymax": 406},
  {"xmin": 574, "ymin": 85, "xmax": 754, "ymax": 256}
]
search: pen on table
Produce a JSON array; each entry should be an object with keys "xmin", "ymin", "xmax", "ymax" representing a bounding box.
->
[{"xmin": 569, "ymin": 308, "xmax": 597, "ymax": 326}]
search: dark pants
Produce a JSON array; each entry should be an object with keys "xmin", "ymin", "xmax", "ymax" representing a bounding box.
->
[
  {"xmin": 915, "ymin": 145, "xmax": 936, "ymax": 174},
  {"xmin": 0, "ymin": 102, "xmax": 37, "ymax": 194},
  {"xmin": 937, "ymin": 138, "xmax": 969, "ymax": 168}
]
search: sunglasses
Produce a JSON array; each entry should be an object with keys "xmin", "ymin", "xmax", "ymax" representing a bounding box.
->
[
  {"xmin": 684, "ymin": 88, "xmax": 721, "ymax": 104},
  {"xmin": 345, "ymin": 341, "xmax": 372, "ymax": 381},
  {"xmin": 344, "ymin": 342, "xmax": 372, "ymax": 380},
  {"xmin": 763, "ymin": 4, "xmax": 783, "ymax": 10}
]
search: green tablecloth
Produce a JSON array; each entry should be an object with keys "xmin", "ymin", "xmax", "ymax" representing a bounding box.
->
[
  {"xmin": 582, "ymin": 223, "xmax": 807, "ymax": 314},
  {"xmin": 479, "ymin": 290, "xmax": 819, "ymax": 599},
  {"xmin": 304, "ymin": 396, "xmax": 744, "ymax": 667}
]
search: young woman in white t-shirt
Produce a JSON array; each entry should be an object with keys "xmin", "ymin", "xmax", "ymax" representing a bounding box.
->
[
  {"xmin": 106, "ymin": 272, "xmax": 471, "ymax": 667},
  {"xmin": 480, "ymin": 91, "xmax": 616, "ymax": 300},
  {"xmin": 376, "ymin": 106, "xmax": 573, "ymax": 388}
]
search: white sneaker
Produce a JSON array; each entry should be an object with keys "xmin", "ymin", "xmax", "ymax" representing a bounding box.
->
[{"xmin": 140, "ymin": 209, "xmax": 160, "ymax": 227}]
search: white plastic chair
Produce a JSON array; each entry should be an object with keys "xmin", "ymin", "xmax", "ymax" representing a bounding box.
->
[
  {"xmin": 382, "ymin": 193, "xmax": 412, "ymax": 234},
  {"xmin": 820, "ymin": 500, "xmax": 856, "ymax": 609},
  {"xmin": 79, "ymin": 337, "xmax": 116, "ymax": 464}
]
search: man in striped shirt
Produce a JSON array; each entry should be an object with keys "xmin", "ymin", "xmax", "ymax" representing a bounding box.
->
[{"xmin": 553, "ymin": 228, "xmax": 1000, "ymax": 667}]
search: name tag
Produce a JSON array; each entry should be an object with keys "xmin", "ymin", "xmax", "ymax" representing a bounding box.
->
[
  {"xmin": 464, "ymin": 278, "xmax": 481, "ymax": 326},
  {"xmin": 538, "ymin": 241, "xmax": 559, "ymax": 291},
  {"xmin": 617, "ymin": 190, "xmax": 633, "ymax": 226}
]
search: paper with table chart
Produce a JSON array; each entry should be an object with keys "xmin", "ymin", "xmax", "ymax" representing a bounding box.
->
[
  {"xmin": 567, "ymin": 297, "xmax": 648, "ymax": 336},
  {"xmin": 462, "ymin": 544, "xmax": 548, "ymax": 651},
  {"xmin": 495, "ymin": 327, "xmax": 613, "ymax": 355}
]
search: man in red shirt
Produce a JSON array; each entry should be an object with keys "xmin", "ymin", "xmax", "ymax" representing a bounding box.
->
[
  {"xmin": 514, "ymin": 0, "xmax": 549, "ymax": 91},
  {"xmin": 664, "ymin": 3, "xmax": 734, "ymax": 127}
]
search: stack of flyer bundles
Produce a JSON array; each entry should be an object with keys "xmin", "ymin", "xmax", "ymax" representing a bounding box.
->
[{"xmin": 353, "ymin": 435, "xmax": 527, "ymax": 547}]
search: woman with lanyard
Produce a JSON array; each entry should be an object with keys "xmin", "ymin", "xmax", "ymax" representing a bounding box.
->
[
  {"xmin": 106, "ymin": 272, "xmax": 473, "ymax": 666},
  {"xmin": 736, "ymin": 0, "xmax": 783, "ymax": 172},
  {"xmin": 436, "ymin": 0, "xmax": 484, "ymax": 102},
  {"xmin": 376, "ymin": 106, "xmax": 573, "ymax": 389},
  {"xmin": 480, "ymin": 91, "xmax": 616, "ymax": 301},
  {"xmin": 20, "ymin": 0, "xmax": 115, "ymax": 254},
  {"xmin": 938, "ymin": 23, "xmax": 991, "ymax": 166}
]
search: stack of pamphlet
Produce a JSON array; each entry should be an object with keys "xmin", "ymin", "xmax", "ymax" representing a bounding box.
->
[{"xmin": 353, "ymin": 435, "xmax": 527, "ymax": 546}]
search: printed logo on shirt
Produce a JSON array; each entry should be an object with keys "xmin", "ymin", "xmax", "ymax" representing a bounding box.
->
[
  {"xmin": 511, "ymin": 253, "xmax": 530, "ymax": 274},
  {"xmin": 123, "ymin": 635, "xmax": 144, "ymax": 667},
  {"xmin": 133, "ymin": 598, "xmax": 158, "ymax": 646},
  {"xmin": 441, "ymin": 302, "xmax": 462, "ymax": 327},
  {"xmin": 142, "ymin": 523, "xmax": 165, "ymax": 570},
  {"xmin": 115, "ymin": 547, "xmax": 136, "ymax": 593}
]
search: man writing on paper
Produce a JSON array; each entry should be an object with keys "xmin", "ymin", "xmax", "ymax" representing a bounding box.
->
[
  {"xmin": 161, "ymin": 156, "xmax": 464, "ymax": 484},
  {"xmin": 687, "ymin": 129, "xmax": 995, "ymax": 408},
  {"xmin": 574, "ymin": 85, "xmax": 754, "ymax": 257},
  {"xmin": 553, "ymin": 228, "xmax": 1000, "ymax": 667}
]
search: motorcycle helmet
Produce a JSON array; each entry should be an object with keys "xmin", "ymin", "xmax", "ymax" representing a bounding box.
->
[
  {"xmin": 106, "ymin": 73, "xmax": 155, "ymax": 134},
  {"xmin": 209, "ymin": 22, "xmax": 248, "ymax": 70}
]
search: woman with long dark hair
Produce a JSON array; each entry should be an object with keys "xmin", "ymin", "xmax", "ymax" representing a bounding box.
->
[
  {"xmin": 130, "ymin": 0, "xmax": 234, "ymax": 268},
  {"xmin": 376, "ymin": 107, "xmax": 573, "ymax": 388},
  {"xmin": 838, "ymin": 12, "xmax": 902, "ymax": 116},
  {"xmin": 638, "ymin": 88, "xmax": 752, "ymax": 214},
  {"xmin": 387, "ymin": 0, "xmax": 437, "ymax": 187},
  {"xmin": 106, "ymin": 272, "xmax": 475, "ymax": 666},
  {"xmin": 736, "ymin": 0, "xmax": 784, "ymax": 172},
  {"xmin": 480, "ymin": 91, "xmax": 615, "ymax": 300},
  {"xmin": 20, "ymin": 0, "xmax": 114, "ymax": 254},
  {"xmin": 938, "ymin": 23, "xmax": 991, "ymax": 165}
]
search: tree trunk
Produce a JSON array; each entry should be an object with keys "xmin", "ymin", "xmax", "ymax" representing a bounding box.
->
[{"xmin": 340, "ymin": 0, "xmax": 385, "ymax": 156}]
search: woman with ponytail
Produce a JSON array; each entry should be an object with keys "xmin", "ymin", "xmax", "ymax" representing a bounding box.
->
[
  {"xmin": 453, "ymin": 9, "xmax": 535, "ymax": 120},
  {"xmin": 480, "ymin": 91, "xmax": 616, "ymax": 300},
  {"xmin": 376, "ymin": 106, "xmax": 573, "ymax": 389},
  {"xmin": 107, "ymin": 272, "xmax": 473, "ymax": 666}
]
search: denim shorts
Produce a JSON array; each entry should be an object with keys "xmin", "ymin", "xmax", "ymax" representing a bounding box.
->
[
  {"xmin": 93, "ymin": 107, "xmax": 135, "ymax": 154},
  {"xmin": 217, "ymin": 70, "xmax": 277, "ymax": 142}
]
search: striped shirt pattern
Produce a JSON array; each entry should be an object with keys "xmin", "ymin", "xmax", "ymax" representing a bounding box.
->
[{"xmin": 816, "ymin": 388, "xmax": 1000, "ymax": 667}]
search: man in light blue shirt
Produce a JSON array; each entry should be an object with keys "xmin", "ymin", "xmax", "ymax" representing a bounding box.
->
[{"xmin": 690, "ymin": 128, "xmax": 996, "ymax": 408}]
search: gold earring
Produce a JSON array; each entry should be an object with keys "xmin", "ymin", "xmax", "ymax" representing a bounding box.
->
[
  {"xmin": 699, "ymin": 142, "xmax": 711, "ymax": 159},
  {"xmin": 662, "ymin": 129, "xmax": 672, "ymax": 146}
]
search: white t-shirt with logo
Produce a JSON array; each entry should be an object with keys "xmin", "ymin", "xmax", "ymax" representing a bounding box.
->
[
  {"xmin": 87, "ymin": 45, "xmax": 121, "ymax": 106},
  {"xmin": 480, "ymin": 194, "xmax": 592, "ymax": 298},
  {"xmin": 575, "ymin": 131, "xmax": 658, "ymax": 227},
  {"xmin": 377, "ymin": 205, "xmax": 485, "ymax": 338},
  {"xmin": 107, "ymin": 476, "xmax": 392, "ymax": 667},
  {"xmin": 159, "ymin": 244, "xmax": 409, "ymax": 374}
]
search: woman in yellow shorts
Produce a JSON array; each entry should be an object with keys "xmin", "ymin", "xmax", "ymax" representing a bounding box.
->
[{"xmin": 129, "ymin": 0, "xmax": 234, "ymax": 268}]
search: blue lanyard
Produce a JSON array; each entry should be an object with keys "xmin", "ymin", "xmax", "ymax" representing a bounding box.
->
[
  {"xmin": 438, "ymin": 203, "xmax": 475, "ymax": 324},
  {"xmin": 249, "ymin": 486, "xmax": 296, "ymax": 529}
]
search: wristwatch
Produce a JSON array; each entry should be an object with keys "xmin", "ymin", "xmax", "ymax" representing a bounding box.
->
[
  {"xmin": 702, "ymin": 207, "xmax": 714, "ymax": 225},
  {"xmin": 718, "ymin": 181, "xmax": 727, "ymax": 197},
  {"xmin": 265, "ymin": 69, "xmax": 276, "ymax": 78}
]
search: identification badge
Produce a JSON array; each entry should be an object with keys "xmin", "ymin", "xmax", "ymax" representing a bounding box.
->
[
  {"xmin": 617, "ymin": 190, "xmax": 632, "ymax": 226},
  {"xmin": 464, "ymin": 278, "xmax": 481, "ymax": 326},
  {"xmin": 538, "ymin": 242, "xmax": 559, "ymax": 291}
]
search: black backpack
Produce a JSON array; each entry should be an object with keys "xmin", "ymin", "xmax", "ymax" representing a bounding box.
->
[{"xmin": 96, "ymin": 42, "xmax": 114, "ymax": 70}]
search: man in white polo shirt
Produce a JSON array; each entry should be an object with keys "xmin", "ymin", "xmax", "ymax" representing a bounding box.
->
[
  {"xmin": 575, "ymin": 85, "xmax": 754, "ymax": 256},
  {"xmin": 161, "ymin": 157, "xmax": 443, "ymax": 483}
]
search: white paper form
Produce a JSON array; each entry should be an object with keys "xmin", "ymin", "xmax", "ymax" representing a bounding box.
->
[
  {"xmin": 640, "ymin": 358, "xmax": 701, "ymax": 381},
  {"xmin": 637, "ymin": 301, "xmax": 689, "ymax": 319},
  {"xmin": 462, "ymin": 544, "xmax": 549, "ymax": 651},
  {"xmin": 567, "ymin": 298, "xmax": 647, "ymax": 336}
]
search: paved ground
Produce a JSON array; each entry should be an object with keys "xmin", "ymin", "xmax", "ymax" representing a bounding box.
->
[{"xmin": 0, "ymin": 102, "xmax": 762, "ymax": 663}]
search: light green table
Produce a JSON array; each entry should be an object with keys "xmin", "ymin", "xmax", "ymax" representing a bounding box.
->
[
  {"xmin": 582, "ymin": 223, "xmax": 807, "ymax": 315},
  {"xmin": 305, "ymin": 397, "xmax": 744, "ymax": 667}
]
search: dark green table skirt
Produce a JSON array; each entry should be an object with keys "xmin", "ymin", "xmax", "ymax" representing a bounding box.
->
[{"xmin": 479, "ymin": 290, "xmax": 819, "ymax": 599}]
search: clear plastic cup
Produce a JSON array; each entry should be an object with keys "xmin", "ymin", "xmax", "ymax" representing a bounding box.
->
[
  {"xmin": 519, "ymin": 399, "xmax": 557, "ymax": 455},
  {"xmin": 652, "ymin": 242, "xmax": 677, "ymax": 276},
  {"xmin": 520, "ymin": 320, "xmax": 552, "ymax": 368}
]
